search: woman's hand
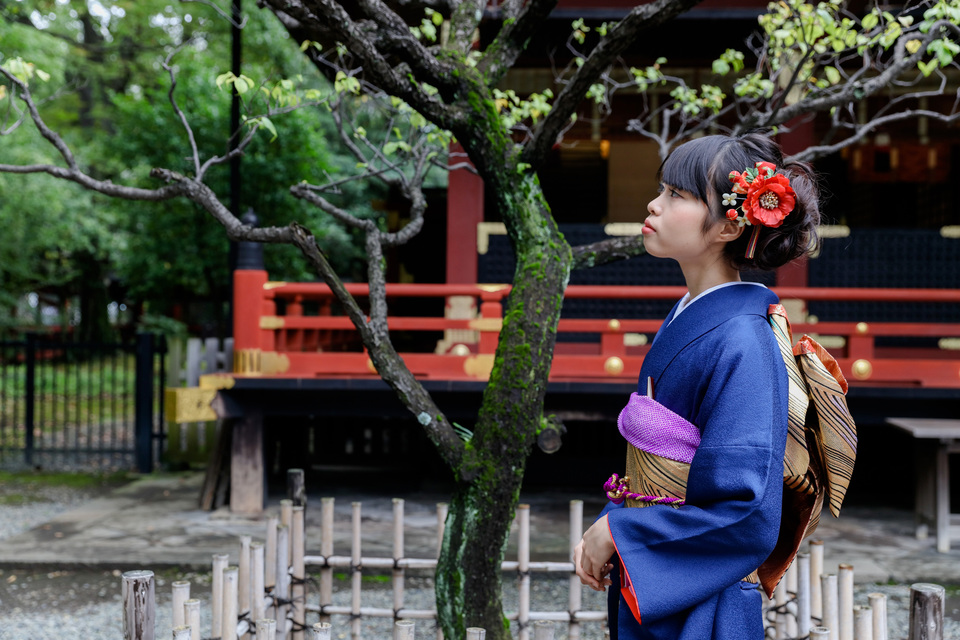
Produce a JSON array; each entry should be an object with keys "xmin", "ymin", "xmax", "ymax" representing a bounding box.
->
[{"xmin": 575, "ymin": 514, "xmax": 615, "ymax": 591}]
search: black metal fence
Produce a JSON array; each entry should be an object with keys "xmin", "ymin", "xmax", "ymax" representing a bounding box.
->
[{"xmin": 0, "ymin": 333, "xmax": 165, "ymax": 472}]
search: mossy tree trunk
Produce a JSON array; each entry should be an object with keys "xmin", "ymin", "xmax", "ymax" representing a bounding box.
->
[{"xmin": 436, "ymin": 97, "xmax": 572, "ymax": 637}]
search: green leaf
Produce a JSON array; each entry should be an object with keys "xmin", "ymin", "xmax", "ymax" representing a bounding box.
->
[
  {"xmin": 824, "ymin": 66, "xmax": 841, "ymax": 85},
  {"xmin": 862, "ymin": 12, "xmax": 879, "ymax": 31},
  {"xmin": 918, "ymin": 58, "xmax": 938, "ymax": 77}
]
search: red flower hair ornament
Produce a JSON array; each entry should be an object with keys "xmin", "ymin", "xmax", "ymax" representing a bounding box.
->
[{"xmin": 723, "ymin": 162, "xmax": 797, "ymax": 258}]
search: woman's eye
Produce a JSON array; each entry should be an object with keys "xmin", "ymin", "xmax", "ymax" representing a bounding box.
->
[{"xmin": 670, "ymin": 189, "xmax": 682, "ymax": 198}]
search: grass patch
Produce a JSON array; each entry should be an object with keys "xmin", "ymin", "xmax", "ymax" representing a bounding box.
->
[{"xmin": 0, "ymin": 469, "xmax": 133, "ymax": 490}]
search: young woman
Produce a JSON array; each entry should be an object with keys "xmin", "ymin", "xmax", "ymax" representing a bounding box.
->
[{"xmin": 575, "ymin": 133, "xmax": 821, "ymax": 640}]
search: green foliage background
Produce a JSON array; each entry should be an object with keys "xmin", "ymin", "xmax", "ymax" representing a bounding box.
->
[{"xmin": 0, "ymin": 0, "xmax": 379, "ymax": 337}]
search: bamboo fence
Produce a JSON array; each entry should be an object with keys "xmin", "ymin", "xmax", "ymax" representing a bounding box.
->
[{"xmin": 120, "ymin": 476, "xmax": 948, "ymax": 640}]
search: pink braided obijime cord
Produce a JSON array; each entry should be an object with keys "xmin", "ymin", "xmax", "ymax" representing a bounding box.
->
[{"xmin": 603, "ymin": 473, "xmax": 686, "ymax": 507}]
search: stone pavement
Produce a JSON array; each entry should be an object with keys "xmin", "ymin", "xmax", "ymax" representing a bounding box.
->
[{"xmin": 1, "ymin": 471, "xmax": 959, "ymax": 587}]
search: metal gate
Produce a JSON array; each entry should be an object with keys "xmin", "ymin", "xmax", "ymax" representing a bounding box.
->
[{"xmin": 0, "ymin": 333, "xmax": 165, "ymax": 472}]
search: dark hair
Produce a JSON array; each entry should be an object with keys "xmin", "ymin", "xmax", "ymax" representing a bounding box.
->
[{"xmin": 658, "ymin": 133, "xmax": 821, "ymax": 271}]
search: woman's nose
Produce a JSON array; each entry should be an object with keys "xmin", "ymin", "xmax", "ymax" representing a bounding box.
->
[{"xmin": 647, "ymin": 197, "xmax": 660, "ymax": 216}]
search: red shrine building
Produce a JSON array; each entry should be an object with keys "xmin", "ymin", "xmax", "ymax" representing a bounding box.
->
[{"xmin": 172, "ymin": 0, "xmax": 960, "ymax": 514}]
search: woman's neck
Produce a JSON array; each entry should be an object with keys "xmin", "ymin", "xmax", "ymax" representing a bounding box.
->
[{"xmin": 681, "ymin": 261, "xmax": 741, "ymax": 300}]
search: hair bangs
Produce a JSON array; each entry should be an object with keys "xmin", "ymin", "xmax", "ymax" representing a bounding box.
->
[{"xmin": 658, "ymin": 138, "xmax": 719, "ymax": 203}]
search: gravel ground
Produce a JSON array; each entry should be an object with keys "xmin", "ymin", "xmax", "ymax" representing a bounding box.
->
[{"xmin": 1, "ymin": 483, "xmax": 959, "ymax": 640}]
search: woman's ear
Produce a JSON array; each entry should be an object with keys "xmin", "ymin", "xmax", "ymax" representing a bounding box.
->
[{"xmin": 717, "ymin": 219, "xmax": 745, "ymax": 244}]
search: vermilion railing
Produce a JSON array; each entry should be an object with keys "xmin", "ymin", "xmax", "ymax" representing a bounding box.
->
[{"xmin": 231, "ymin": 269, "xmax": 960, "ymax": 388}]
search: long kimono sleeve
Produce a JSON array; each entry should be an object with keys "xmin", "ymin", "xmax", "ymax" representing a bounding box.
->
[{"xmin": 605, "ymin": 311, "xmax": 788, "ymax": 629}]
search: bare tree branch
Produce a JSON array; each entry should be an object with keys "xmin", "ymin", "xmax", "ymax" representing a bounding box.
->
[
  {"xmin": 476, "ymin": 0, "xmax": 558, "ymax": 84},
  {"xmin": 746, "ymin": 20, "xmax": 960, "ymax": 131},
  {"xmin": 447, "ymin": 0, "xmax": 485, "ymax": 53},
  {"xmin": 521, "ymin": 0, "xmax": 705, "ymax": 168},
  {"xmin": 261, "ymin": 0, "xmax": 465, "ymax": 130},
  {"xmin": 355, "ymin": 0, "xmax": 460, "ymax": 93},
  {"xmin": 571, "ymin": 234, "xmax": 646, "ymax": 270}
]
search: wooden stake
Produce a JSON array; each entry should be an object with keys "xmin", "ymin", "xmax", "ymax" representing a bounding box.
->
[
  {"xmin": 122, "ymin": 570, "xmax": 155, "ymax": 640},
  {"xmin": 810, "ymin": 627, "xmax": 831, "ymax": 639},
  {"xmin": 466, "ymin": 628, "xmax": 486, "ymax": 640},
  {"xmin": 909, "ymin": 583, "xmax": 945, "ymax": 640},
  {"xmin": 172, "ymin": 626, "xmax": 191, "ymax": 640}
]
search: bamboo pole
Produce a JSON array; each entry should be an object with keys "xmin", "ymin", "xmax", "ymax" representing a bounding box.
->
[
  {"xmin": 393, "ymin": 498, "xmax": 405, "ymax": 614},
  {"xmin": 810, "ymin": 627, "xmax": 831, "ymax": 639},
  {"xmin": 223, "ymin": 566, "xmax": 240, "ymax": 640},
  {"xmin": 253, "ymin": 541, "xmax": 267, "ymax": 624},
  {"xmin": 797, "ymin": 552, "xmax": 811, "ymax": 637},
  {"xmin": 908, "ymin": 583, "xmax": 945, "ymax": 640},
  {"xmin": 466, "ymin": 628, "xmax": 486, "ymax": 640},
  {"xmin": 785, "ymin": 559, "xmax": 798, "ymax": 638},
  {"xmin": 821, "ymin": 573, "xmax": 839, "ymax": 640},
  {"xmin": 811, "ymin": 540, "xmax": 824, "ymax": 621},
  {"xmin": 869, "ymin": 592, "xmax": 888, "ymax": 640},
  {"xmin": 281, "ymin": 499, "xmax": 294, "ymax": 565},
  {"xmin": 288, "ymin": 468, "xmax": 306, "ymax": 508},
  {"xmin": 394, "ymin": 620, "xmax": 416, "ymax": 640},
  {"xmin": 532, "ymin": 620, "xmax": 555, "ymax": 640},
  {"xmin": 171, "ymin": 580, "xmax": 190, "ymax": 629},
  {"xmin": 839, "ymin": 564, "xmax": 854, "ymax": 640},
  {"xmin": 184, "ymin": 599, "xmax": 201, "ymax": 640},
  {"xmin": 351, "ymin": 502, "xmax": 362, "ymax": 640},
  {"xmin": 122, "ymin": 570, "xmax": 156, "ymax": 640},
  {"xmin": 292, "ymin": 505, "xmax": 306, "ymax": 640},
  {"xmin": 568, "ymin": 500, "xmax": 583, "ymax": 640},
  {"xmin": 213, "ymin": 554, "xmax": 230, "ymax": 640},
  {"xmin": 854, "ymin": 605, "xmax": 873, "ymax": 640},
  {"xmin": 276, "ymin": 524, "xmax": 290, "ymax": 640},
  {"xmin": 240, "ymin": 536, "xmax": 252, "ymax": 626},
  {"xmin": 266, "ymin": 515, "xmax": 279, "ymax": 590},
  {"xmin": 320, "ymin": 497, "xmax": 334, "ymax": 624},
  {"xmin": 774, "ymin": 579, "xmax": 788, "ymax": 639},
  {"xmin": 518, "ymin": 504, "xmax": 531, "ymax": 640},
  {"xmin": 172, "ymin": 626, "xmax": 191, "ymax": 640},
  {"xmin": 257, "ymin": 619, "xmax": 277, "ymax": 640},
  {"xmin": 436, "ymin": 503, "xmax": 448, "ymax": 640},
  {"xmin": 436, "ymin": 502, "xmax": 448, "ymax": 557},
  {"xmin": 311, "ymin": 622, "xmax": 332, "ymax": 640}
]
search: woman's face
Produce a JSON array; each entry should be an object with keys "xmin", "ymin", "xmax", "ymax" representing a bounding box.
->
[{"xmin": 642, "ymin": 183, "xmax": 721, "ymax": 267}]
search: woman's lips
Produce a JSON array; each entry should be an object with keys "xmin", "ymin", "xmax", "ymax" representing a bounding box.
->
[{"xmin": 642, "ymin": 221, "xmax": 655, "ymax": 235}]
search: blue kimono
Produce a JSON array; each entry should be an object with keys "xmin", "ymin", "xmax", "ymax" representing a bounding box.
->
[{"xmin": 603, "ymin": 283, "xmax": 788, "ymax": 640}]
